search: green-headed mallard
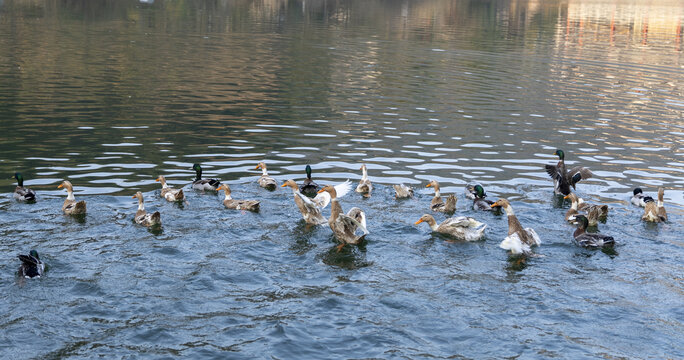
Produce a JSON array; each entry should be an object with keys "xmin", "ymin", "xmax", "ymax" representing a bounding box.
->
[
  {"xmin": 12, "ymin": 172, "xmax": 36, "ymax": 202},
  {"xmin": 318, "ymin": 185, "xmax": 368, "ymax": 252},
  {"xmin": 545, "ymin": 149, "xmax": 593, "ymax": 195},
  {"xmin": 192, "ymin": 164, "xmax": 221, "ymax": 191},
  {"xmin": 415, "ymin": 214, "xmax": 486, "ymax": 241},
  {"xmin": 255, "ymin": 162, "xmax": 277, "ymax": 190},
  {"xmin": 18, "ymin": 250, "xmax": 45, "ymax": 278},
  {"xmin": 563, "ymin": 192, "xmax": 608, "ymax": 226},
  {"xmin": 470, "ymin": 184, "xmax": 500, "ymax": 211},
  {"xmin": 631, "ymin": 187, "xmax": 650, "ymax": 207},
  {"xmin": 299, "ymin": 165, "xmax": 320, "ymax": 196},
  {"xmin": 217, "ymin": 184, "xmax": 259, "ymax": 211},
  {"xmin": 132, "ymin": 191, "xmax": 161, "ymax": 227},
  {"xmin": 491, "ymin": 199, "xmax": 541, "ymax": 255},
  {"xmin": 156, "ymin": 175, "xmax": 185, "ymax": 202},
  {"xmin": 642, "ymin": 187, "xmax": 667, "ymax": 222},
  {"xmin": 58, "ymin": 180, "xmax": 86, "ymax": 215},
  {"xmin": 426, "ymin": 180, "xmax": 456, "ymax": 213},
  {"xmin": 573, "ymin": 215, "xmax": 615, "ymax": 248}
]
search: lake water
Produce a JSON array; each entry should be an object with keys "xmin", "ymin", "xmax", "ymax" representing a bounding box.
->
[{"xmin": 1, "ymin": 0, "xmax": 682, "ymax": 358}]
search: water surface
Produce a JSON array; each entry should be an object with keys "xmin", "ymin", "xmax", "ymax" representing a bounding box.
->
[{"xmin": 0, "ymin": 0, "xmax": 682, "ymax": 358}]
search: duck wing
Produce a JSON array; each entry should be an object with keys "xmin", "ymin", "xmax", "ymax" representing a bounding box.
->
[
  {"xmin": 312, "ymin": 180, "xmax": 352, "ymax": 208},
  {"xmin": 567, "ymin": 166, "xmax": 592, "ymax": 189}
]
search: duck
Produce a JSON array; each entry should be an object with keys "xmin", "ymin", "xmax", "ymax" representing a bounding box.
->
[
  {"xmin": 563, "ymin": 192, "xmax": 608, "ymax": 226},
  {"xmin": 132, "ymin": 192, "xmax": 161, "ymax": 227},
  {"xmin": 544, "ymin": 149, "xmax": 593, "ymax": 195},
  {"xmin": 216, "ymin": 184, "xmax": 259, "ymax": 211},
  {"xmin": 192, "ymin": 164, "xmax": 221, "ymax": 191},
  {"xmin": 470, "ymin": 184, "xmax": 500, "ymax": 211},
  {"xmin": 464, "ymin": 183, "xmax": 480, "ymax": 200},
  {"xmin": 631, "ymin": 187, "xmax": 649, "ymax": 207},
  {"xmin": 298, "ymin": 165, "xmax": 320, "ymax": 196},
  {"xmin": 12, "ymin": 172, "xmax": 36, "ymax": 202},
  {"xmin": 255, "ymin": 162, "xmax": 277, "ymax": 190},
  {"xmin": 572, "ymin": 215, "xmax": 615, "ymax": 248},
  {"xmin": 318, "ymin": 185, "xmax": 368, "ymax": 252},
  {"xmin": 18, "ymin": 250, "xmax": 45, "ymax": 278},
  {"xmin": 355, "ymin": 164, "xmax": 373, "ymax": 197},
  {"xmin": 393, "ymin": 184, "xmax": 414, "ymax": 199},
  {"xmin": 57, "ymin": 180, "xmax": 86, "ymax": 215},
  {"xmin": 426, "ymin": 180, "xmax": 456, "ymax": 213},
  {"xmin": 642, "ymin": 187, "xmax": 667, "ymax": 222},
  {"xmin": 156, "ymin": 175, "xmax": 185, "ymax": 202},
  {"xmin": 491, "ymin": 199, "xmax": 541, "ymax": 255},
  {"xmin": 282, "ymin": 179, "xmax": 352, "ymax": 225},
  {"xmin": 414, "ymin": 214, "xmax": 486, "ymax": 241}
]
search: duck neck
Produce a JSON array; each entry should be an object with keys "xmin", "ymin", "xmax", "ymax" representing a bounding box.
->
[
  {"xmin": 224, "ymin": 192, "xmax": 233, "ymax": 200},
  {"xmin": 570, "ymin": 198, "xmax": 578, "ymax": 210},
  {"xmin": 361, "ymin": 166, "xmax": 368, "ymax": 180},
  {"xmin": 433, "ymin": 185, "xmax": 441, "ymax": 197},
  {"xmin": 66, "ymin": 189, "xmax": 75, "ymax": 201},
  {"xmin": 261, "ymin": 167, "xmax": 268, "ymax": 176},
  {"xmin": 573, "ymin": 227, "xmax": 585, "ymax": 237},
  {"xmin": 330, "ymin": 198, "xmax": 342, "ymax": 220},
  {"xmin": 426, "ymin": 217, "xmax": 439, "ymax": 231},
  {"xmin": 657, "ymin": 191, "xmax": 664, "ymax": 207},
  {"xmin": 195, "ymin": 169, "xmax": 202, "ymax": 181},
  {"xmin": 137, "ymin": 199, "xmax": 145, "ymax": 211},
  {"xmin": 503, "ymin": 204, "xmax": 515, "ymax": 216}
]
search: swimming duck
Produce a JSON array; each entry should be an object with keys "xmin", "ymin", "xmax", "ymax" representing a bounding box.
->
[
  {"xmin": 318, "ymin": 185, "xmax": 368, "ymax": 252},
  {"xmin": 630, "ymin": 188, "xmax": 650, "ymax": 207},
  {"xmin": 156, "ymin": 175, "xmax": 185, "ymax": 202},
  {"xmin": 355, "ymin": 164, "xmax": 373, "ymax": 197},
  {"xmin": 216, "ymin": 184, "xmax": 260, "ymax": 211},
  {"xmin": 298, "ymin": 165, "xmax": 320, "ymax": 196},
  {"xmin": 426, "ymin": 180, "xmax": 456, "ymax": 213},
  {"xmin": 642, "ymin": 187, "xmax": 667, "ymax": 222},
  {"xmin": 58, "ymin": 180, "xmax": 86, "ymax": 215},
  {"xmin": 282, "ymin": 179, "xmax": 352, "ymax": 225},
  {"xmin": 544, "ymin": 149, "xmax": 593, "ymax": 195},
  {"xmin": 18, "ymin": 250, "xmax": 45, "ymax": 278},
  {"xmin": 464, "ymin": 183, "xmax": 480, "ymax": 200},
  {"xmin": 491, "ymin": 199, "xmax": 541, "ymax": 255},
  {"xmin": 12, "ymin": 172, "xmax": 36, "ymax": 202},
  {"xmin": 192, "ymin": 164, "xmax": 221, "ymax": 191},
  {"xmin": 563, "ymin": 192, "xmax": 608, "ymax": 226},
  {"xmin": 393, "ymin": 184, "xmax": 414, "ymax": 199},
  {"xmin": 132, "ymin": 192, "xmax": 161, "ymax": 227},
  {"xmin": 414, "ymin": 214, "xmax": 486, "ymax": 241},
  {"xmin": 572, "ymin": 215, "xmax": 615, "ymax": 248},
  {"xmin": 255, "ymin": 162, "xmax": 277, "ymax": 190},
  {"xmin": 470, "ymin": 184, "xmax": 500, "ymax": 211}
]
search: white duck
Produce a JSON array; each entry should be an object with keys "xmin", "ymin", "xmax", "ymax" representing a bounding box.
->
[{"xmin": 491, "ymin": 199, "xmax": 541, "ymax": 255}]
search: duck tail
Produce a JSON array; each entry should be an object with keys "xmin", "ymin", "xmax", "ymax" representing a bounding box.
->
[
  {"xmin": 75, "ymin": 201, "xmax": 87, "ymax": 214},
  {"xmin": 175, "ymin": 189, "xmax": 185, "ymax": 201},
  {"xmin": 151, "ymin": 211, "xmax": 161, "ymax": 225},
  {"xmin": 445, "ymin": 194, "xmax": 456, "ymax": 212}
]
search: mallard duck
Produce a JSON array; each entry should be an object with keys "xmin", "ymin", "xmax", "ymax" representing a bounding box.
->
[
  {"xmin": 299, "ymin": 165, "xmax": 320, "ymax": 196},
  {"xmin": 18, "ymin": 250, "xmax": 45, "ymax": 278},
  {"xmin": 545, "ymin": 149, "xmax": 593, "ymax": 195},
  {"xmin": 631, "ymin": 188, "xmax": 648, "ymax": 207},
  {"xmin": 642, "ymin": 187, "xmax": 667, "ymax": 222},
  {"xmin": 318, "ymin": 185, "xmax": 368, "ymax": 252},
  {"xmin": 393, "ymin": 184, "xmax": 414, "ymax": 199},
  {"xmin": 355, "ymin": 164, "xmax": 373, "ymax": 197},
  {"xmin": 470, "ymin": 184, "xmax": 500, "ymax": 211},
  {"xmin": 255, "ymin": 162, "xmax": 277, "ymax": 190},
  {"xmin": 12, "ymin": 172, "xmax": 36, "ymax": 202},
  {"xmin": 282, "ymin": 179, "xmax": 352, "ymax": 225},
  {"xmin": 58, "ymin": 180, "xmax": 86, "ymax": 215},
  {"xmin": 132, "ymin": 192, "xmax": 161, "ymax": 227},
  {"xmin": 192, "ymin": 164, "xmax": 221, "ymax": 191},
  {"xmin": 217, "ymin": 184, "xmax": 259, "ymax": 211},
  {"xmin": 426, "ymin": 180, "xmax": 456, "ymax": 213},
  {"xmin": 563, "ymin": 192, "xmax": 608, "ymax": 226},
  {"xmin": 156, "ymin": 175, "xmax": 185, "ymax": 202},
  {"xmin": 414, "ymin": 214, "xmax": 486, "ymax": 241},
  {"xmin": 491, "ymin": 199, "xmax": 541, "ymax": 255},
  {"xmin": 572, "ymin": 215, "xmax": 615, "ymax": 248}
]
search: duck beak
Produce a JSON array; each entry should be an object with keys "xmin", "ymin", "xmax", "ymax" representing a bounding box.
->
[
  {"xmin": 317, "ymin": 188, "xmax": 325, "ymax": 194},
  {"xmin": 414, "ymin": 219, "xmax": 423, "ymax": 225},
  {"xmin": 132, "ymin": 195, "xmax": 137, "ymax": 199},
  {"xmin": 57, "ymin": 184, "xmax": 63, "ymax": 189},
  {"xmin": 255, "ymin": 164, "xmax": 260, "ymax": 169},
  {"xmin": 426, "ymin": 183, "xmax": 432, "ymax": 188},
  {"xmin": 563, "ymin": 195, "xmax": 570, "ymax": 199},
  {"xmin": 490, "ymin": 203, "xmax": 497, "ymax": 208},
  {"xmin": 155, "ymin": 178, "xmax": 160, "ymax": 182},
  {"xmin": 280, "ymin": 183, "xmax": 287, "ymax": 187}
]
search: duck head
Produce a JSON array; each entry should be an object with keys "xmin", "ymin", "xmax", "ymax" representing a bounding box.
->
[
  {"xmin": 474, "ymin": 184, "xmax": 487, "ymax": 199},
  {"xmin": 317, "ymin": 184, "xmax": 337, "ymax": 199},
  {"xmin": 12, "ymin": 172, "xmax": 24, "ymax": 186},
  {"xmin": 575, "ymin": 215, "xmax": 589, "ymax": 230},
  {"xmin": 633, "ymin": 187, "xmax": 643, "ymax": 196},
  {"xmin": 281, "ymin": 179, "xmax": 298, "ymax": 190},
  {"xmin": 305, "ymin": 165, "xmax": 312, "ymax": 179},
  {"xmin": 554, "ymin": 149, "xmax": 565, "ymax": 160}
]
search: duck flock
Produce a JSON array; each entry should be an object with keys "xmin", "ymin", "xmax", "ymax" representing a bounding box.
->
[{"xmin": 11, "ymin": 149, "xmax": 669, "ymax": 278}]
